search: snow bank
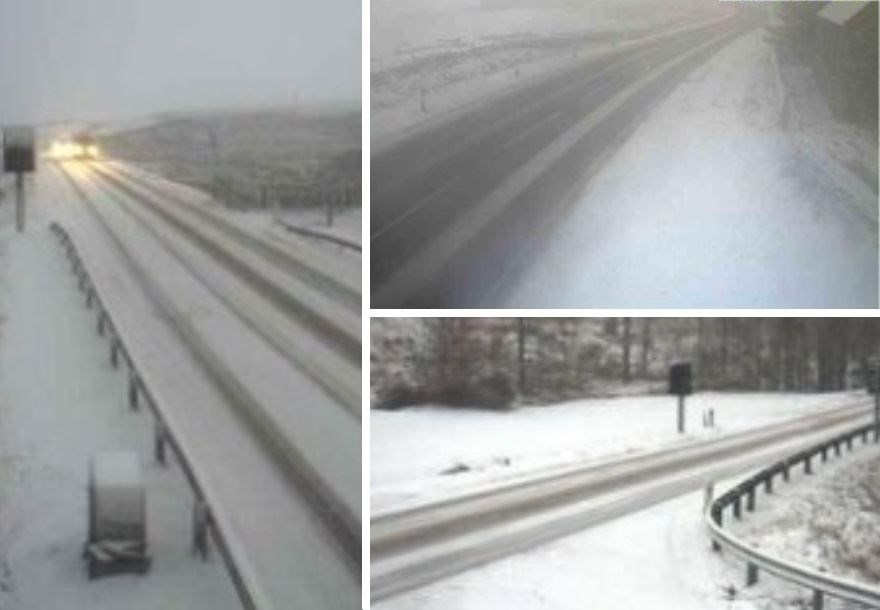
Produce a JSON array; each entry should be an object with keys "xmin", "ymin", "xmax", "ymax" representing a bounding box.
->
[{"xmin": 371, "ymin": 391, "xmax": 865, "ymax": 511}]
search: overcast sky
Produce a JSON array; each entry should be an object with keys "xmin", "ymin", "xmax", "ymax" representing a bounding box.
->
[{"xmin": 0, "ymin": 0, "xmax": 360, "ymax": 125}]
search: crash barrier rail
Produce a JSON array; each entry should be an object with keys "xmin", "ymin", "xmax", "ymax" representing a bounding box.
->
[
  {"xmin": 272, "ymin": 216, "xmax": 362, "ymax": 252},
  {"xmin": 705, "ymin": 422, "xmax": 880, "ymax": 610},
  {"xmin": 49, "ymin": 221, "xmax": 259, "ymax": 610}
]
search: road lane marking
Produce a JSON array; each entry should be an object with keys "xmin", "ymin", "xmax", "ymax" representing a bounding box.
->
[{"xmin": 371, "ymin": 176, "xmax": 462, "ymax": 240}]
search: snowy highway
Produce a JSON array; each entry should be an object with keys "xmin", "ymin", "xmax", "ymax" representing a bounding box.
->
[
  {"xmin": 371, "ymin": 396, "xmax": 874, "ymax": 602},
  {"xmin": 371, "ymin": 12, "xmax": 877, "ymax": 308},
  {"xmin": 370, "ymin": 15, "xmax": 750, "ymax": 307},
  {"xmin": 33, "ymin": 159, "xmax": 361, "ymax": 609}
]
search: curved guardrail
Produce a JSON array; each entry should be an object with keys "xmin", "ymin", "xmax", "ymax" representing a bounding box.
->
[
  {"xmin": 49, "ymin": 221, "xmax": 259, "ymax": 610},
  {"xmin": 705, "ymin": 422, "xmax": 880, "ymax": 610}
]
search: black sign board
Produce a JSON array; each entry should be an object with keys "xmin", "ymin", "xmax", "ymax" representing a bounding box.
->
[
  {"xmin": 3, "ymin": 127, "xmax": 36, "ymax": 173},
  {"xmin": 669, "ymin": 362, "xmax": 693, "ymax": 396}
]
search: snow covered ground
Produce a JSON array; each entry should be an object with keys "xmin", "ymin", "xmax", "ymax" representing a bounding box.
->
[
  {"xmin": 375, "ymin": 430, "xmax": 878, "ymax": 610},
  {"xmin": 372, "ymin": 0, "xmax": 730, "ymax": 144},
  {"xmin": 0, "ymin": 173, "xmax": 239, "ymax": 608},
  {"xmin": 503, "ymin": 28, "xmax": 878, "ymax": 308},
  {"xmin": 371, "ymin": 391, "xmax": 865, "ymax": 512},
  {"xmin": 731, "ymin": 443, "xmax": 880, "ymax": 592}
]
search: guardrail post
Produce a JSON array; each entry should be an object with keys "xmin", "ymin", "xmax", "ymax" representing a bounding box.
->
[
  {"xmin": 746, "ymin": 562, "xmax": 758, "ymax": 586},
  {"xmin": 128, "ymin": 373, "xmax": 140, "ymax": 410},
  {"xmin": 110, "ymin": 338, "xmax": 120, "ymax": 368},
  {"xmin": 193, "ymin": 500, "xmax": 211, "ymax": 560},
  {"xmin": 764, "ymin": 474, "xmax": 773, "ymax": 494},
  {"xmin": 154, "ymin": 421, "xmax": 167, "ymax": 465},
  {"xmin": 746, "ymin": 487, "xmax": 756, "ymax": 512},
  {"xmin": 783, "ymin": 462, "xmax": 790, "ymax": 482},
  {"xmin": 733, "ymin": 497, "xmax": 741, "ymax": 520},
  {"xmin": 804, "ymin": 455, "xmax": 812, "ymax": 475},
  {"xmin": 820, "ymin": 446, "xmax": 827, "ymax": 463},
  {"xmin": 834, "ymin": 441, "xmax": 841, "ymax": 457},
  {"xmin": 812, "ymin": 589, "xmax": 823, "ymax": 610},
  {"xmin": 97, "ymin": 311, "xmax": 106, "ymax": 336}
]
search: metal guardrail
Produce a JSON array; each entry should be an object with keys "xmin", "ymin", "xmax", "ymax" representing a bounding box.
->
[
  {"xmin": 705, "ymin": 422, "xmax": 880, "ymax": 610},
  {"xmin": 49, "ymin": 221, "xmax": 257, "ymax": 610}
]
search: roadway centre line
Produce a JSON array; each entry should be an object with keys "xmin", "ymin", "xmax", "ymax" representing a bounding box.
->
[
  {"xmin": 500, "ymin": 110, "xmax": 563, "ymax": 153},
  {"xmin": 371, "ymin": 176, "xmax": 462, "ymax": 240}
]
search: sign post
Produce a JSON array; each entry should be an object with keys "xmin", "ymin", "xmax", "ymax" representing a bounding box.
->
[
  {"xmin": 3, "ymin": 126, "xmax": 36, "ymax": 232},
  {"xmin": 669, "ymin": 361, "xmax": 693, "ymax": 434}
]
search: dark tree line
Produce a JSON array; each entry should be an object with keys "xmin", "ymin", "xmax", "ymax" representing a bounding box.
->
[{"xmin": 371, "ymin": 318, "xmax": 880, "ymax": 409}]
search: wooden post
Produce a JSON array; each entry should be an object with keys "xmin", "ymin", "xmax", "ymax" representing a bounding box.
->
[
  {"xmin": 154, "ymin": 421, "xmax": 167, "ymax": 465},
  {"xmin": 193, "ymin": 500, "xmax": 210, "ymax": 560},
  {"xmin": 746, "ymin": 562, "xmax": 758, "ymax": 586},
  {"xmin": 128, "ymin": 374, "xmax": 140, "ymax": 410},
  {"xmin": 110, "ymin": 338, "xmax": 120, "ymax": 368}
]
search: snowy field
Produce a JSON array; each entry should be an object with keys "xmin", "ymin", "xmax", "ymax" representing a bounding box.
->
[
  {"xmin": 375, "ymin": 445, "xmax": 880, "ymax": 610},
  {"xmin": 503, "ymin": 28, "xmax": 878, "ymax": 308},
  {"xmin": 372, "ymin": 0, "xmax": 730, "ymax": 143},
  {"xmin": 371, "ymin": 391, "xmax": 866, "ymax": 512},
  {"xmin": 0, "ymin": 174, "xmax": 238, "ymax": 608}
]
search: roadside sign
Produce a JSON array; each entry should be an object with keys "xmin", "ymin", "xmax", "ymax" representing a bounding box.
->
[
  {"xmin": 669, "ymin": 362, "xmax": 693, "ymax": 396},
  {"xmin": 3, "ymin": 126, "xmax": 36, "ymax": 173}
]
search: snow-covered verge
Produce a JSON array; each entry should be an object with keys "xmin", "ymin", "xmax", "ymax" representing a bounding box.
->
[
  {"xmin": 730, "ymin": 443, "xmax": 880, "ymax": 591},
  {"xmin": 0, "ymin": 173, "xmax": 239, "ymax": 608},
  {"xmin": 505, "ymin": 28, "xmax": 878, "ymax": 308},
  {"xmin": 371, "ymin": 391, "xmax": 865, "ymax": 512},
  {"xmin": 371, "ymin": 0, "xmax": 732, "ymax": 144}
]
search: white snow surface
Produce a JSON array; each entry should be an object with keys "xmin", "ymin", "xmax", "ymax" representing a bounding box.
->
[
  {"xmin": 0, "ymin": 178, "xmax": 238, "ymax": 608},
  {"xmin": 371, "ymin": 391, "xmax": 865, "ymax": 512},
  {"xmin": 376, "ymin": 437, "xmax": 880, "ymax": 610},
  {"xmin": 730, "ymin": 443, "xmax": 880, "ymax": 591},
  {"xmin": 503, "ymin": 29, "xmax": 878, "ymax": 308}
]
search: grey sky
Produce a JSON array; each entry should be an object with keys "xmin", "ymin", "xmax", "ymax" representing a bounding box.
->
[{"xmin": 0, "ymin": 0, "xmax": 360, "ymax": 125}]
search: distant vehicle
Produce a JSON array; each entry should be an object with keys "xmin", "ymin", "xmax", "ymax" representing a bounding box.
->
[
  {"xmin": 48, "ymin": 132, "xmax": 100, "ymax": 160},
  {"xmin": 73, "ymin": 132, "xmax": 100, "ymax": 159}
]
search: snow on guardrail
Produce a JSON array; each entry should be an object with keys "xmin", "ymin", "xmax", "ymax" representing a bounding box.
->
[
  {"xmin": 705, "ymin": 422, "xmax": 880, "ymax": 610},
  {"xmin": 48, "ymin": 221, "xmax": 265, "ymax": 610}
]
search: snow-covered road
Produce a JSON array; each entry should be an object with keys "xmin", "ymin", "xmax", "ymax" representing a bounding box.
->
[
  {"xmin": 376, "ymin": 431, "xmax": 880, "ymax": 610},
  {"xmin": 504, "ymin": 29, "xmax": 877, "ymax": 308}
]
